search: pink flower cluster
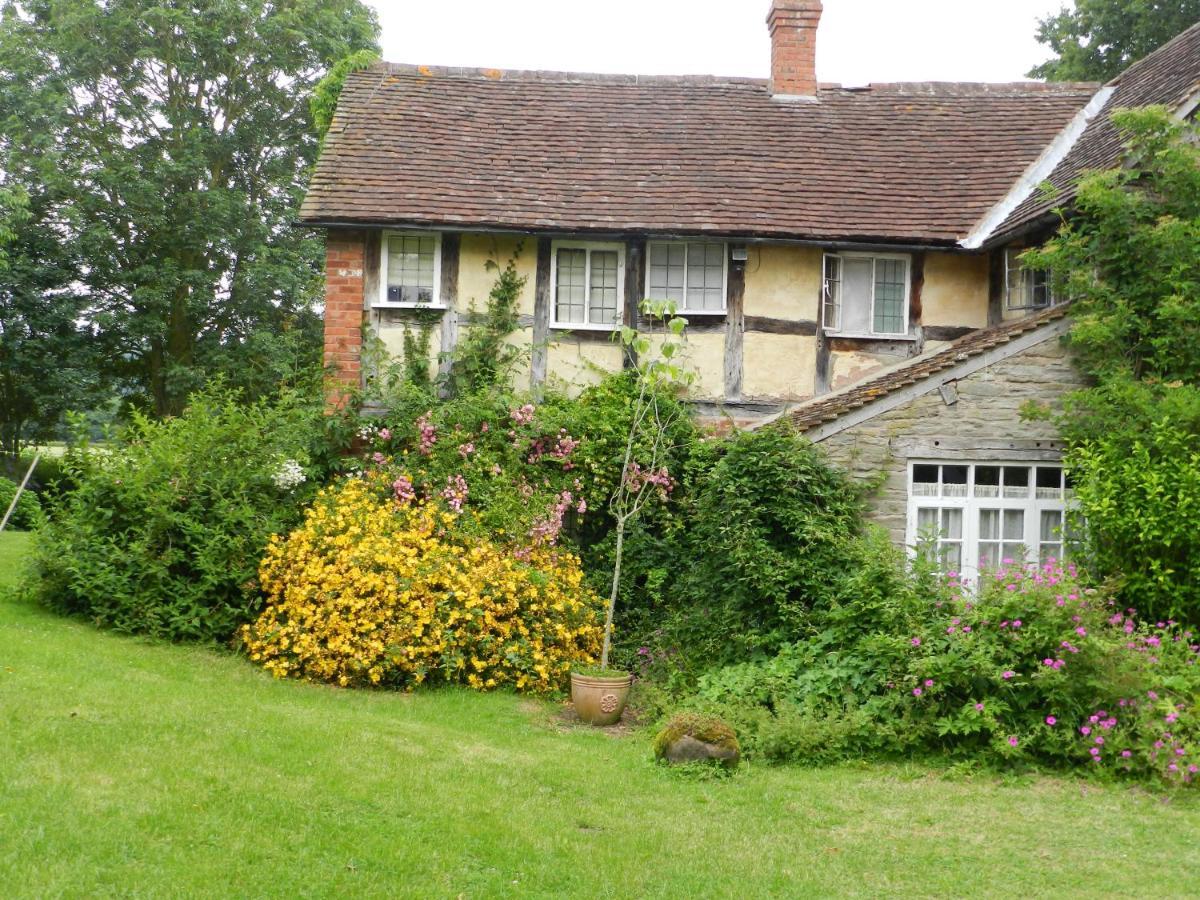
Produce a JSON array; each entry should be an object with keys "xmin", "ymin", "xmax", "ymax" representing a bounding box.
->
[
  {"xmin": 510, "ymin": 403, "xmax": 536, "ymax": 426},
  {"xmin": 416, "ymin": 412, "xmax": 437, "ymax": 456},
  {"xmin": 526, "ymin": 428, "xmax": 580, "ymax": 468},
  {"xmin": 441, "ymin": 474, "xmax": 468, "ymax": 512},
  {"xmin": 528, "ymin": 489, "xmax": 587, "ymax": 545},
  {"xmin": 624, "ymin": 462, "xmax": 674, "ymax": 495},
  {"xmin": 392, "ymin": 475, "xmax": 416, "ymax": 505}
]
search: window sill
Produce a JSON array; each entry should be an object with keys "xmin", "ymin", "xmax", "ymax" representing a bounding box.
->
[
  {"xmin": 550, "ymin": 323, "xmax": 618, "ymax": 332},
  {"xmin": 676, "ymin": 309, "xmax": 727, "ymax": 317},
  {"xmin": 373, "ymin": 303, "xmax": 448, "ymax": 311},
  {"xmin": 824, "ymin": 331, "xmax": 916, "ymax": 342}
]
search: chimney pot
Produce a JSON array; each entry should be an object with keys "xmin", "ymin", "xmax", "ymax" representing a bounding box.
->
[{"xmin": 766, "ymin": 0, "xmax": 822, "ymax": 99}]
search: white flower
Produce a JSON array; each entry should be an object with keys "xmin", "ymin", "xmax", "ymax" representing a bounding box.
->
[{"xmin": 272, "ymin": 459, "xmax": 306, "ymax": 491}]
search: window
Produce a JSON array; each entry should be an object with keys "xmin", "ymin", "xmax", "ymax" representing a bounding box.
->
[
  {"xmin": 908, "ymin": 461, "xmax": 1074, "ymax": 578},
  {"xmin": 822, "ymin": 252, "xmax": 910, "ymax": 337},
  {"xmin": 379, "ymin": 232, "xmax": 442, "ymax": 307},
  {"xmin": 551, "ymin": 241, "xmax": 624, "ymax": 329},
  {"xmin": 645, "ymin": 241, "xmax": 727, "ymax": 313},
  {"xmin": 1004, "ymin": 247, "xmax": 1055, "ymax": 311}
]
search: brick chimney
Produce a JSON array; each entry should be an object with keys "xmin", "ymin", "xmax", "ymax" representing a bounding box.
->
[{"xmin": 767, "ymin": 0, "xmax": 822, "ymax": 99}]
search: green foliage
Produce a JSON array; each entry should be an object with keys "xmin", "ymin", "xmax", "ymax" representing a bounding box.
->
[
  {"xmin": 447, "ymin": 249, "xmax": 527, "ymax": 397},
  {"xmin": 311, "ymin": 48, "xmax": 380, "ymax": 139},
  {"xmin": 685, "ymin": 556, "xmax": 1200, "ymax": 785},
  {"xmin": 0, "ymin": 476, "xmax": 40, "ymax": 530},
  {"xmin": 1028, "ymin": 0, "xmax": 1200, "ymax": 81},
  {"xmin": 665, "ymin": 426, "xmax": 867, "ymax": 661},
  {"xmin": 0, "ymin": 0, "xmax": 379, "ymax": 417},
  {"xmin": 1067, "ymin": 416, "xmax": 1200, "ymax": 620},
  {"xmin": 26, "ymin": 386, "xmax": 322, "ymax": 641},
  {"xmin": 1027, "ymin": 109, "xmax": 1200, "ymax": 621}
]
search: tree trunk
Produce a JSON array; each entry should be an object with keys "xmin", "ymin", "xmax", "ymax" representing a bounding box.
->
[{"xmin": 601, "ymin": 518, "xmax": 624, "ymax": 670}]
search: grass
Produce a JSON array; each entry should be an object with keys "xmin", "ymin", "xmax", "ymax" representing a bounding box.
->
[{"xmin": 1, "ymin": 531, "xmax": 1198, "ymax": 897}]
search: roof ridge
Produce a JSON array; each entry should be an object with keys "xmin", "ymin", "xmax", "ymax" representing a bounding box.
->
[
  {"xmin": 365, "ymin": 62, "xmax": 1098, "ymax": 94},
  {"xmin": 1106, "ymin": 18, "xmax": 1200, "ymax": 88}
]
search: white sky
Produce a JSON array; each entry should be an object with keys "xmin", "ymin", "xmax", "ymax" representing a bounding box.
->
[{"xmin": 366, "ymin": 0, "xmax": 1071, "ymax": 84}]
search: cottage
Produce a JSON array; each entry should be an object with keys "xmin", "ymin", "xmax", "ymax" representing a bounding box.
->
[{"xmin": 300, "ymin": 2, "xmax": 1200, "ymax": 573}]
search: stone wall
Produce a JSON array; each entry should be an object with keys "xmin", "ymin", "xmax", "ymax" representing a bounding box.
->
[{"xmin": 814, "ymin": 331, "xmax": 1087, "ymax": 545}]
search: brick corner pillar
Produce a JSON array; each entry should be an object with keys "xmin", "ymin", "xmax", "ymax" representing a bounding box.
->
[{"xmin": 323, "ymin": 230, "xmax": 366, "ymax": 410}]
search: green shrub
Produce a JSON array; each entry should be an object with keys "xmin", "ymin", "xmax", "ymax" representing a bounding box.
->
[
  {"xmin": 27, "ymin": 387, "xmax": 321, "ymax": 641},
  {"xmin": 0, "ymin": 476, "xmax": 41, "ymax": 530},
  {"xmin": 1067, "ymin": 409, "xmax": 1200, "ymax": 622},
  {"xmin": 689, "ymin": 555, "xmax": 1200, "ymax": 786}
]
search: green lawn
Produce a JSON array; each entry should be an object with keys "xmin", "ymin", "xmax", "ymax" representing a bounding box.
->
[{"xmin": 1, "ymin": 531, "xmax": 1198, "ymax": 898}]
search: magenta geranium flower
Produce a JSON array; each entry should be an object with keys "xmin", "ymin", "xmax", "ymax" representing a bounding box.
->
[{"xmin": 1045, "ymin": 716, "xmax": 1057, "ymax": 726}]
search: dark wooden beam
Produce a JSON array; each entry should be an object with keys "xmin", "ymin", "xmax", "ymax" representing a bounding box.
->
[
  {"xmin": 531, "ymin": 237, "xmax": 552, "ymax": 392},
  {"xmin": 437, "ymin": 233, "xmax": 461, "ymax": 393},
  {"xmin": 724, "ymin": 259, "xmax": 746, "ymax": 401},
  {"xmin": 624, "ymin": 237, "xmax": 646, "ymax": 369},
  {"xmin": 987, "ymin": 247, "xmax": 1005, "ymax": 327},
  {"xmin": 923, "ymin": 325, "xmax": 976, "ymax": 342},
  {"xmin": 743, "ymin": 316, "xmax": 818, "ymax": 336}
]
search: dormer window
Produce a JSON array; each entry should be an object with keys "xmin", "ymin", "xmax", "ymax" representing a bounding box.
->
[
  {"xmin": 1004, "ymin": 247, "xmax": 1055, "ymax": 311},
  {"xmin": 822, "ymin": 252, "xmax": 910, "ymax": 338}
]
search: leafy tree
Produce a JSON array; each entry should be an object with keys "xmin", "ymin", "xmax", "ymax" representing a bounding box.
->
[
  {"xmin": 0, "ymin": 1, "xmax": 379, "ymax": 417},
  {"xmin": 1028, "ymin": 0, "xmax": 1200, "ymax": 82},
  {"xmin": 1027, "ymin": 107, "xmax": 1200, "ymax": 620}
]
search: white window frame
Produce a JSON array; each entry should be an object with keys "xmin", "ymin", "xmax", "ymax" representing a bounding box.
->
[
  {"xmin": 821, "ymin": 251, "xmax": 911, "ymax": 339},
  {"xmin": 550, "ymin": 240, "xmax": 625, "ymax": 331},
  {"xmin": 643, "ymin": 240, "xmax": 728, "ymax": 315},
  {"xmin": 905, "ymin": 460, "xmax": 1074, "ymax": 581},
  {"xmin": 377, "ymin": 230, "xmax": 444, "ymax": 309},
  {"xmin": 1004, "ymin": 247, "xmax": 1055, "ymax": 311}
]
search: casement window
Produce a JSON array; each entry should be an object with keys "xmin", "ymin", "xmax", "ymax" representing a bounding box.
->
[
  {"xmin": 1004, "ymin": 247, "xmax": 1055, "ymax": 311},
  {"xmin": 379, "ymin": 231, "xmax": 442, "ymax": 307},
  {"xmin": 551, "ymin": 241, "xmax": 624, "ymax": 329},
  {"xmin": 822, "ymin": 252, "xmax": 910, "ymax": 337},
  {"xmin": 907, "ymin": 461, "xmax": 1074, "ymax": 578},
  {"xmin": 645, "ymin": 241, "xmax": 727, "ymax": 313}
]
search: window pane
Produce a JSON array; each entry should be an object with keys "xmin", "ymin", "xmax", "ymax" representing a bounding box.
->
[
  {"xmin": 1003, "ymin": 466, "xmax": 1030, "ymax": 498},
  {"xmin": 917, "ymin": 507, "xmax": 939, "ymax": 535},
  {"xmin": 556, "ymin": 248, "xmax": 586, "ymax": 323},
  {"xmin": 648, "ymin": 243, "xmax": 685, "ymax": 306},
  {"xmin": 823, "ymin": 256, "xmax": 842, "ymax": 330},
  {"xmin": 841, "ymin": 258, "xmax": 873, "ymax": 334},
  {"xmin": 1036, "ymin": 466, "xmax": 1063, "ymax": 499},
  {"xmin": 975, "ymin": 465, "xmax": 1000, "ymax": 498},
  {"xmin": 387, "ymin": 235, "xmax": 436, "ymax": 303},
  {"xmin": 589, "ymin": 250, "xmax": 619, "ymax": 326},
  {"xmin": 941, "ymin": 508, "xmax": 963, "ymax": 541},
  {"xmin": 941, "ymin": 542, "xmax": 962, "ymax": 572},
  {"xmin": 979, "ymin": 509, "xmax": 1000, "ymax": 541},
  {"xmin": 873, "ymin": 258, "xmax": 907, "ymax": 334},
  {"xmin": 913, "ymin": 464, "xmax": 939, "ymax": 497},
  {"xmin": 1040, "ymin": 510, "xmax": 1062, "ymax": 543},
  {"xmin": 942, "ymin": 465, "xmax": 968, "ymax": 497}
]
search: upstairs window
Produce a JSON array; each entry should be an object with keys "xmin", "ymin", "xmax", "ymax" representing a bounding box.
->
[
  {"xmin": 379, "ymin": 232, "xmax": 442, "ymax": 307},
  {"xmin": 822, "ymin": 252, "xmax": 910, "ymax": 337},
  {"xmin": 551, "ymin": 241, "xmax": 624, "ymax": 329},
  {"xmin": 1004, "ymin": 247, "xmax": 1055, "ymax": 311},
  {"xmin": 646, "ymin": 241, "xmax": 727, "ymax": 313}
]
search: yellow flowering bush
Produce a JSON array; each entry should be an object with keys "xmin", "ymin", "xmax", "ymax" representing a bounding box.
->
[{"xmin": 241, "ymin": 477, "xmax": 604, "ymax": 693}]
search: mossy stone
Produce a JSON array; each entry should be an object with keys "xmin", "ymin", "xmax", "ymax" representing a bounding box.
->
[{"xmin": 653, "ymin": 713, "xmax": 740, "ymax": 770}]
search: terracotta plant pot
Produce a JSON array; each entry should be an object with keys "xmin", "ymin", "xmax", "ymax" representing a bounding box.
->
[{"xmin": 570, "ymin": 671, "xmax": 632, "ymax": 726}]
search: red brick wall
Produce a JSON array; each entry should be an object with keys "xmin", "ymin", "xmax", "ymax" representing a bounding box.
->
[
  {"xmin": 323, "ymin": 230, "xmax": 365, "ymax": 406},
  {"xmin": 767, "ymin": 0, "xmax": 822, "ymax": 98}
]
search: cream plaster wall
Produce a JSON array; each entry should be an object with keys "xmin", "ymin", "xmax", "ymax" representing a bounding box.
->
[
  {"xmin": 742, "ymin": 333, "xmax": 816, "ymax": 400},
  {"xmin": 743, "ymin": 245, "xmax": 822, "ymax": 320},
  {"xmin": 545, "ymin": 339, "xmax": 624, "ymax": 393},
  {"xmin": 376, "ymin": 321, "xmax": 439, "ymax": 382},
  {"xmin": 458, "ymin": 234, "xmax": 537, "ymax": 315},
  {"xmin": 922, "ymin": 252, "xmax": 989, "ymax": 328}
]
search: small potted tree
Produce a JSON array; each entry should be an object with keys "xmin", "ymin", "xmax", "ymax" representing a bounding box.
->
[{"xmin": 571, "ymin": 300, "xmax": 691, "ymax": 725}]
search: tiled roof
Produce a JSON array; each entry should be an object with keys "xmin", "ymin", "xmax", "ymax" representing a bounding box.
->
[
  {"xmin": 300, "ymin": 65, "xmax": 1096, "ymax": 245},
  {"xmin": 782, "ymin": 305, "xmax": 1072, "ymax": 433},
  {"xmin": 988, "ymin": 21, "xmax": 1200, "ymax": 243}
]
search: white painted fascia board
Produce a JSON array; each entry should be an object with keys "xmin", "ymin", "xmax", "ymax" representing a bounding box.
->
[
  {"xmin": 959, "ymin": 86, "xmax": 1117, "ymax": 250},
  {"xmin": 1174, "ymin": 84, "xmax": 1200, "ymax": 121},
  {"xmin": 761, "ymin": 317, "xmax": 1072, "ymax": 441}
]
